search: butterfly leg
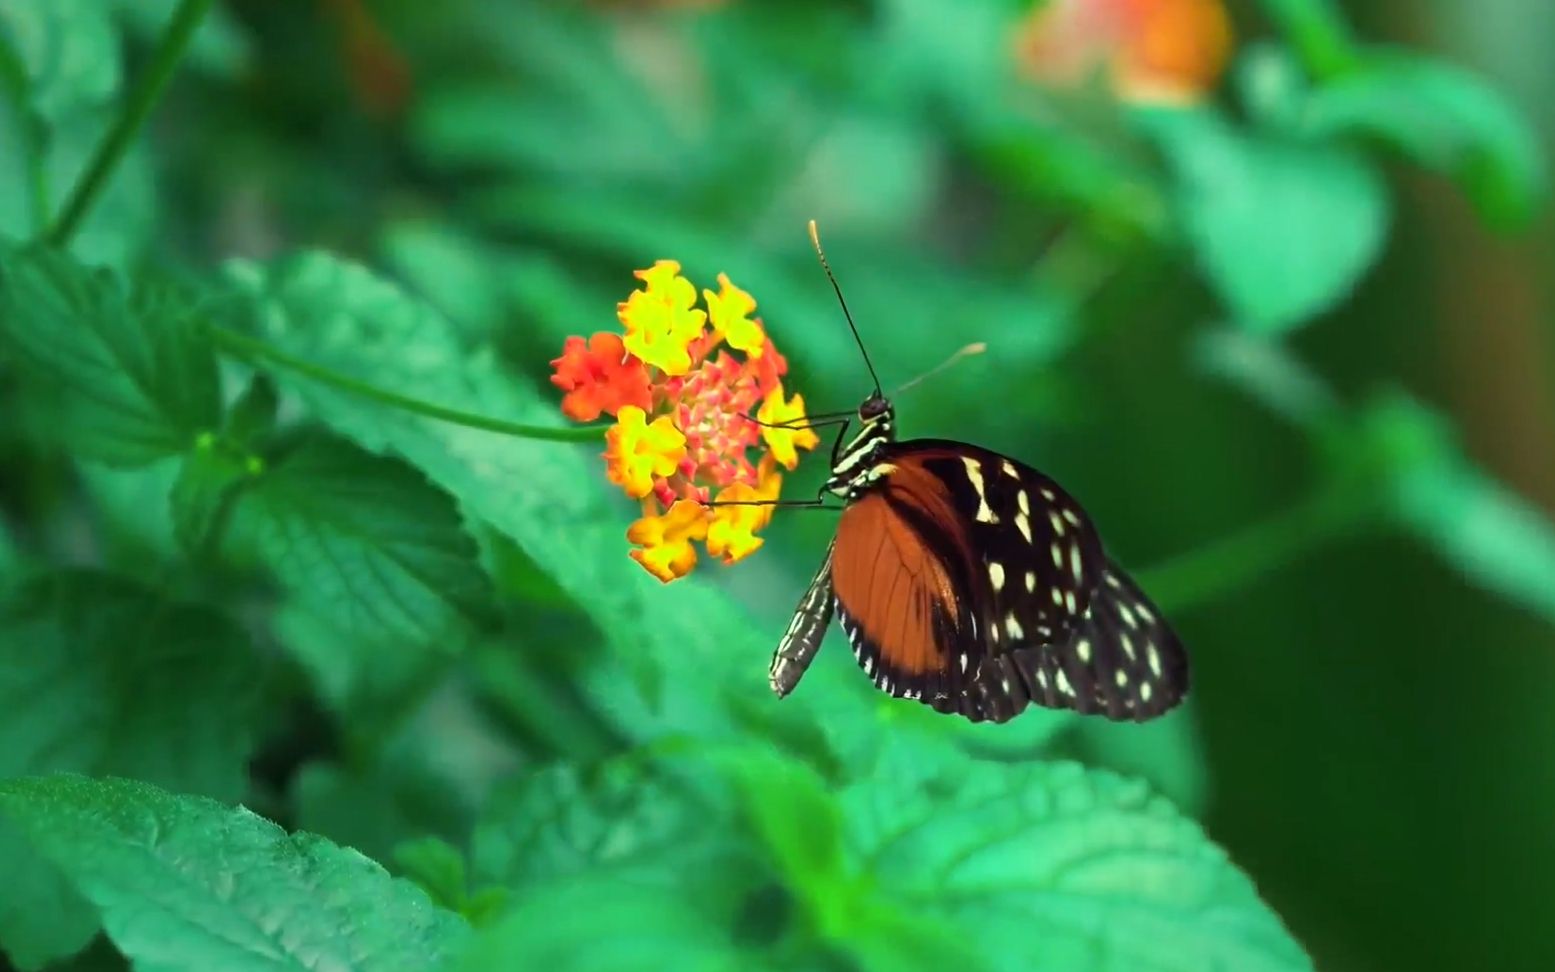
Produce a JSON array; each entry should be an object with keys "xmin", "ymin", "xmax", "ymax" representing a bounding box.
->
[{"xmin": 769, "ymin": 540, "xmax": 837, "ymax": 698}]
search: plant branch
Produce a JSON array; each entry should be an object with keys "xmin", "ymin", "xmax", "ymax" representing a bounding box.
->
[
  {"xmin": 207, "ymin": 325, "xmax": 608, "ymax": 443},
  {"xmin": 43, "ymin": 0, "xmax": 214, "ymax": 247},
  {"xmin": 0, "ymin": 32, "xmax": 49, "ymax": 233},
  {"xmin": 1136, "ymin": 488, "xmax": 1366, "ymax": 614}
]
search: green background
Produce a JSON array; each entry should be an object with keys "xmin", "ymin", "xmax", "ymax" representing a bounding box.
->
[{"xmin": 1, "ymin": 1, "xmax": 1552, "ymax": 971}]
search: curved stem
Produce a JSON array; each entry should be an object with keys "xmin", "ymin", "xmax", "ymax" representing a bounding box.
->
[
  {"xmin": 44, "ymin": 0, "xmax": 214, "ymax": 247},
  {"xmin": 1135, "ymin": 488, "xmax": 1367, "ymax": 614},
  {"xmin": 208, "ymin": 325, "xmax": 608, "ymax": 443}
]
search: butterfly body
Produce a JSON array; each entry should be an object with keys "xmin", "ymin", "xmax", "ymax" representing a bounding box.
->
[{"xmin": 771, "ymin": 398, "xmax": 1188, "ymax": 724}]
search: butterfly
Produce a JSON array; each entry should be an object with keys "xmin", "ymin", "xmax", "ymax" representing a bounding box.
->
[{"xmin": 759, "ymin": 223, "xmax": 1188, "ymax": 724}]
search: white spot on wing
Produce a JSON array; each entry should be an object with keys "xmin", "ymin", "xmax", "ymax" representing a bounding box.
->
[
  {"xmin": 1055, "ymin": 670, "xmax": 1075, "ymax": 697},
  {"xmin": 1049, "ymin": 510, "xmax": 1064, "ymax": 535},
  {"xmin": 1062, "ymin": 508, "xmax": 1082, "ymax": 527},
  {"xmin": 1005, "ymin": 614, "xmax": 1024, "ymax": 640},
  {"xmin": 1069, "ymin": 542, "xmax": 1083, "ymax": 584},
  {"xmin": 1148, "ymin": 644, "xmax": 1163, "ymax": 678},
  {"xmin": 1076, "ymin": 639, "xmax": 1091, "ymax": 663},
  {"xmin": 1050, "ymin": 541, "xmax": 1064, "ymax": 569},
  {"xmin": 1025, "ymin": 571, "xmax": 1037, "ymax": 592},
  {"xmin": 988, "ymin": 561, "xmax": 1006, "ymax": 592},
  {"xmin": 1140, "ymin": 682, "xmax": 1153, "ymax": 703},
  {"xmin": 961, "ymin": 457, "xmax": 997, "ymax": 524},
  {"xmin": 1001, "ymin": 460, "xmax": 1019, "ymax": 479},
  {"xmin": 1064, "ymin": 590, "xmax": 1077, "ymax": 614},
  {"xmin": 1015, "ymin": 513, "xmax": 1032, "ymax": 543},
  {"xmin": 1115, "ymin": 669, "xmax": 1129, "ymax": 687}
]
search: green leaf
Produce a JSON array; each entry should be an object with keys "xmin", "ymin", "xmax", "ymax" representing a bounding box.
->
[
  {"xmin": 393, "ymin": 837, "xmax": 471, "ymax": 913},
  {"xmin": 1253, "ymin": 0, "xmax": 1359, "ymax": 79},
  {"xmin": 715, "ymin": 748, "xmax": 848, "ymax": 912},
  {"xmin": 1305, "ymin": 52, "xmax": 1547, "ymax": 229},
  {"xmin": 838, "ymin": 759, "xmax": 1313, "ymax": 972},
  {"xmin": 1356, "ymin": 393, "xmax": 1555, "ymax": 624},
  {"xmin": 0, "ymin": 0, "xmax": 120, "ymax": 123},
  {"xmin": 0, "ymin": 570, "xmax": 262, "ymax": 970},
  {"xmin": 0, "ymin": 569, "xmax": 260, "ymax": 795},
  {"xmin": 237, "ymin": 431, "xmax": 495, "ymax": 644},
  {"xmin": 0, "ymin": 251, "xmax": 221, "ymax": 464},
  {"xmin": 447, "ymin": 876, "xmax": 746, "ymax": 972},
  {"xmin": 1063, "ymin": 709, "xmax": 1211, "ymax": 816},
  {"xmin": 0, "ymin": 820, "xmax": 98, "ymax": 971},
  {"xmin": 472, "ymin": 761, "xmax": 733, "ymax": 892},
  {"xmin": 1141, "ymin": 107, "xmax": 1389, "ymax": 334},
  {"xmin": 0, "ymin": 775, "xmax": 470, "ymax": 972}
]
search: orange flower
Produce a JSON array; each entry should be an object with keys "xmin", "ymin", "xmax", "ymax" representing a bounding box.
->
[
  {"xmin": 756, "ymin": 387, "xmax": 822, "ymax": 470},
  {"xmin": 704, "ymin": 273, "xmax": 764, "ymax": 357},
  {"xmin": 549, "ymin": 332, "xmax": 653, "ymax": 421},
  {"xmin": 628, "ymin": 499, "xmax": 709, "ymax": 583},
  {"xmin": 605, "ymin": 406, "xmax": 687, "ymax": 499},
  {"xmin": 1014, "ymin": 0, "xmax": 1231, "ymax": 104},
  {"xmin": 555, "ymin": 260, "xmax": 822, "ymax": 582},
  {"xmin": 618, "ymin": 260, "xmax": 707, "ymax": 376}
]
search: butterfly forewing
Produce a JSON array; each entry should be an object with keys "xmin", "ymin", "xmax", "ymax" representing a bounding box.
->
[{"xmin": 825, "ymin": 440, "xmax": 1187, "ymax": 723}]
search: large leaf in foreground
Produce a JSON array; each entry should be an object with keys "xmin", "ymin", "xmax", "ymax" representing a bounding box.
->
[
  {"xmin": 838, "ymin": 757, "xmax": 1312, "ymax": 972},
  {"xmin": 0, "ymin": 571, "xmax": 263, "ymax": 969},
  {"xmin": 0, "ymin": 776, "xmax": 469, "ymax": 972}
]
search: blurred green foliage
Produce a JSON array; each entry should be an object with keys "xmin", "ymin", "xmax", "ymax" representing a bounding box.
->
[{"xmin": 0, "ymin": 1, "xmax": 1552, "ymax": 971}]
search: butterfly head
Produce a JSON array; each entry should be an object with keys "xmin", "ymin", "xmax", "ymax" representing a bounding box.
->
[{"xmin": 823, "ymin": 392, "xmax": 897, "ymax": 499}]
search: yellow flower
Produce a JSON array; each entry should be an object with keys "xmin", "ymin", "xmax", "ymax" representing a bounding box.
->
[
  {"xmin": 628, "ymin": 499, "xmax": 709, "ymax": 583},
  {"xmin": 704, "ymin": 273, "xmax": 764, "ymax": 357},
  {"xmin": 605, "ymin": 405, "xmax": 687, "ymax": 499},
  {"xmin": 706, "ymin": 459, "xmax": 783, "ymax": 564},
  {"xmin": 756, "ymin": 386, "xmax": 821, "ymax": 470},
  {"xmin": 618, "ymin": 259, "xmax": 706, "ymax": 376}
]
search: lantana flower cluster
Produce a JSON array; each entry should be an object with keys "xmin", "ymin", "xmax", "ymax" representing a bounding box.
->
[
  {"xmin": 551, "ymin": 261, "xmax": 820, "ymax": 583},
  {"xmin": 1014, "ymin": 0, "xmax": 1232, "ymax": 104}
]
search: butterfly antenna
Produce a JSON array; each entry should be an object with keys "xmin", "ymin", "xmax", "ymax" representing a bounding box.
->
[
  {"xmin": 894, "ymin": 342, "xmax": 987, "ymax": 396},
  {"xmin": 808, "ymin": 219, "xmax": 882, "ymax": 398}
]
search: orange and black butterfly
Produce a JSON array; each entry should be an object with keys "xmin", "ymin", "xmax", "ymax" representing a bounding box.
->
[{"xmin": 760, "ymin": 223, "xmax": 1188, "ymax": 724}]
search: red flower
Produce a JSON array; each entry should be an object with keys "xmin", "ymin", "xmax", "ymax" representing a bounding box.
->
[{"xmin": 549, "ymin": 332, "xmax": 653, "ymax": 422}]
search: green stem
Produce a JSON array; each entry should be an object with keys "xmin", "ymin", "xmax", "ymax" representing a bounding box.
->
[
  {"xmin": 1136, "ymin": 488, "xmax": 1365, "ymax": 614},
  {"xmin": 1257, "ymin": 0, "xmax": 1361, "ymax": 80},
  {"xmin": 0, "ymin": 32, "xmax": 49, "ymax": 234},
  {"xmin": 208, "ymin": 325, "xmax": 608, "ymax": 443},
  {"xmin": 43, "ymin": 0, "xmax": 214, "ymax": 248}
]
